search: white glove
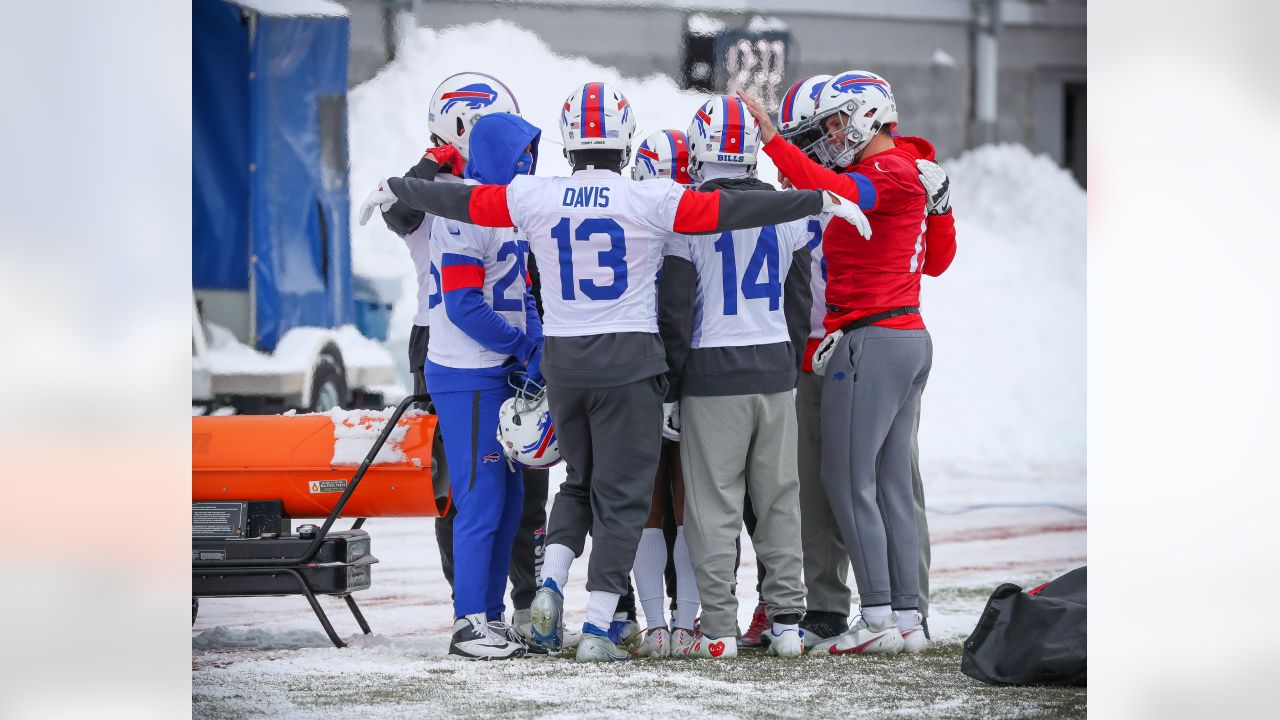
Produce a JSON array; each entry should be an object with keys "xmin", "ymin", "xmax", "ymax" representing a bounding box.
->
[
  {"xmin": 357, "ymin": 178, "xmax": 398, "ymax": 227},
  {"xmin": 916, "ymin": 159, "xmax": 951, "ymax": 215},
  {"xmin": 811, "ymin": 329, "xmax": 844, "ymax": 375},
  {"xmin": 819, "ymin": 189, "xmax": 872, "ymax": 239},
  {"xmin": 662, "ymin": 401, "xmax": 681, "ymax": 442}
]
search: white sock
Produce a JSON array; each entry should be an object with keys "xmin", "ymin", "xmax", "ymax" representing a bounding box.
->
[
  {"xmin": 772, "ymin": 621, "xmax": 799, "ymax": 636},
  {"xmin": 672, "ymin": 526, "xmax": 701, "ymax": 630},
  {"xmin": 896, "ymin": 609, "xmax": 921, "ymax": 632},
  {"xmin": 541, "ymin": 543, "xmax": 574, "ymax": 589},
  {"xmin": 862, "ymin": 605, "xmax": 893, "ymax": 628},
  {"xmin": 585, "ymin": 590, "xmax": 621, "ymax": 631},
  {"xmin": 632, "ymin": 528, "xmax": 668, "ymax": 629}
]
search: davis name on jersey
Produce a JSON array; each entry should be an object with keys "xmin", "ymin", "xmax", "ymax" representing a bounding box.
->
[
  {"xmin": 667, "ymin": 218, "xmax": 810, "ymax": 349},
  {"xmin": 426, "ymin": 218, "xmax": 532, "ymax": 370},
  {"xmin": 505, "ymin": 169, "xmax": 687, "ymax": 337}
]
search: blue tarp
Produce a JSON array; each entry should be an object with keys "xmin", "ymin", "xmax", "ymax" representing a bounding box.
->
[{"xmin": 193, "ymin": 0, "xmax": 352, "ymax": 352}]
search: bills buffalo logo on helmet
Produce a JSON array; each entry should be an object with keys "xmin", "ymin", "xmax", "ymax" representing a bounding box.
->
[
  {"xmin": 520, "ymin": 412, "xmax": 556, "ymax": 461},
  {"xmin": 440, "ymin": 83, "xmax": 499, "ymax": 113},
  {"xmin": 832, "ymin": 74, "xmax": 890, "ymax": 98},
  {"xmin": 482, "ymin": 451, "xmax": 501, "ymax": 464}
]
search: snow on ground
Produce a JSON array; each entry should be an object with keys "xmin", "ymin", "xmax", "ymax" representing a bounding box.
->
[{"xmin": 195, "ymin": 19, "xmax": 1087, "ymax": 719}]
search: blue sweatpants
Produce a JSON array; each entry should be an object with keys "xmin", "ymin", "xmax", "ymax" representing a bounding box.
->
[{"xmin": 433, "ymin": 386, "xmax": 525, "ymax": 620}]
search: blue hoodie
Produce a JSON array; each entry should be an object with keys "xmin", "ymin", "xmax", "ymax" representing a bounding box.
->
[
  {"xmin": 425, "ymin": 113, "xmax": 544, "ymax": 393},
  {"xmin": 464, "ymin": 113, "xmax": 541, "ymax": 185}
]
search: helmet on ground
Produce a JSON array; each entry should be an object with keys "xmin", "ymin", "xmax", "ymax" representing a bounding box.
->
[
  {"xmin": 559, "ymin": 82, "xmax": 637, "ymax": 165},
  {"xmin": 428, "ymin": 72, "xmax": 521, "ymax": 159},
  {"xmin": 686, "ymin": 95, "xmax": 761, "ymax": 182},
  {"xmin": 631, "ymin": 129, "xmax": 692, "ymax": 185},
  {"xmin": 804, "ymin": 70, "xmax": 897, "ymax": 169},
  {"xmin": 497, "ymin": 376, "xmax": 560, "ymax": 468},
  {"xmin": 777, "ymin": 74, "xmax": 832, "ymax": 161}
]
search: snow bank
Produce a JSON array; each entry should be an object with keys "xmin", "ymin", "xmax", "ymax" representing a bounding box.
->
[
  {"xmin": 202, "ymin": 322, "xmax": 395, "ymax": 375},
  {"xmin": 920, "ymin": 144, "xmax": 1085, "ymax": 476},
  {"xmin": 349, "ymin": 22, "xmax": 1085, "ymax": 477}
]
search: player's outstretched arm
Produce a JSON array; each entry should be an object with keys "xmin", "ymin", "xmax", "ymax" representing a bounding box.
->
[
  {"xmin": 672, "ymin": 186, "xmax": 871, "ymax": 238},
  {"xmin": 358, "ymin": 176, "xmax": 515, "ymax": 228}
]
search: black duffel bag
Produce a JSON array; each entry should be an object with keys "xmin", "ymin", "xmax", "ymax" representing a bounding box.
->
[{"xmin": 961, "ymin": 566, "xmax": 1087, "ymax": 686}]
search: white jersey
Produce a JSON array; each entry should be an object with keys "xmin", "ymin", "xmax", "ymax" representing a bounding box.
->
[
  {"xmin": 425, "ymin": 217, "xmax": 530, "ymax": 369},
  {"xmin": 805, "ymin": 214, "xmax": 830, "ymax": 340},
  {"xmin": 403, "ymin": 173, "xmax": 464, "ymax": 326},
  {"xmin": 505, "ymin": 169, "xmax": 686, "ymax": 336},
  {"xmin": 666, "ymin": 218, "xmax": 810, "ymax": 349}
]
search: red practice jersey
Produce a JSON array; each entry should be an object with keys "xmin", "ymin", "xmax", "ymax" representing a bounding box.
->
[{"xmin": 765, "ymin": 133, "xmax": 955, "ymax": 333}]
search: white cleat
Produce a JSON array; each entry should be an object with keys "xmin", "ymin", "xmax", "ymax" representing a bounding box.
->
[
  {"xmin": 822, "ymin": 614, "xmax": 904, "ymax": 656},
  {"xmin": 636, "ymin": 626, "xmax": 672, "ymax": 657},
  {"xmin": 670, "ymin": 627, "xmax": 698, "ymax": 656},
  {"xmin": 529, "ymin": 579, "xmax": 565, "ymax": 652},
  {"xmin": 766, "ymin": 626, "xmax": 805, "ymax": 657},
  {"xmin": 899, "ymin": 611, "xmax": 928, "ymax": 654},
  {"xmin": 676, "ymin": 633, "xmax": 737, "ymax": 659},
  {"xmin": 576, "ymin": 626, "xmax": 630, "ymax": 663},
  {"xmin": 448, "ymin": 614, "xmax": 526, "ymax": 660}
]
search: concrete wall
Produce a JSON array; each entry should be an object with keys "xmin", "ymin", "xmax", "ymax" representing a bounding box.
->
[{"xmin": 334, "ymin": 0, "xmax": 1085, "ymax": 173}]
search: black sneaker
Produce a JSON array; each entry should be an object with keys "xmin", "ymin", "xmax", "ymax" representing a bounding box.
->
[
  {"xmin": 489, "ymin": 619, "xmax": 549, "ymax": 657},
  {"xmin": 800, "ymin": 611, "xmax": 848, "ymax": 650},
  {"xmin": 448, "ymin": 614, "xmax": 526, "ymax": 660}
]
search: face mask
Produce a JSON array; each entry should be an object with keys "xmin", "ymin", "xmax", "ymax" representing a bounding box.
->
[{"xmin": 514, "ymin": 150, "xmax": 534, "ymax": 175}]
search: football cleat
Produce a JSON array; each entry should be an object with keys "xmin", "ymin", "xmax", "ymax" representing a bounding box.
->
[
  {"xmin": 576, "ymin": 624, "xmax": 630, "ymax": 663},
  {"xmin": 766, "ymin": 626, "xmax": 805, "ymax": 657},
  {"xmin": 679, "ymin": 633, "xmax": 738, "ymax": 659},
  {"xmin": 800, "ymin": 611, "xmax": 849, "ymax": 651},
  {"xmin": 822, "ymin": 614, "xmax": 904, "ymax": 656},
  {"xmin": 740, "ymin": 601, "xmax": 770, "ymax": 647},
  {"xmin": 635, "ymin": 626, "xmax": 671, "ymax": 657},
  {"xmin": 671, "ymin": 627, "xmax": 699, "ymax": 655},
  {"xmin": 899, "ymin": 611, "xmax": 928, "ymax": 654},
  {"xmin": 610, "ymin": 618, "xmax": 643, "ymax": 649},
  {"xmin": 449, "ymin": 613, "xmax": 526, "ymax": 660},
  {"xmin": 529, "ymin": 578, "xmax": 565, "ymax": 652}
]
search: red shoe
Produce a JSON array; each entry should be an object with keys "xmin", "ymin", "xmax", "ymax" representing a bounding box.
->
[{"xmin": 739, "ymin": 601, "xmax": 770, "ymax": 647}]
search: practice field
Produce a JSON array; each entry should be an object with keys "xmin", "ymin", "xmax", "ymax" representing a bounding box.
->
[{"xmin": 192, "ymin": 470, "xmax": 1086, "ymax": 719}]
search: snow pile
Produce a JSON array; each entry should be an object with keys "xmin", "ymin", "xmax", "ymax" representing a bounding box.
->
[
  {"xmin": 920, "ymin": 143, "xmax": 1085, "ymax": 476},
  {"xmin": 349, "ymin": 22, "xmax": 1084, "ymax": 477},
  {"xmin": 349, "ymin": 20, "xmax": 778, "ymax": 340},
  {"xmin": 323, "ymin": 406, "xmax": 428, "ymax": 465}
]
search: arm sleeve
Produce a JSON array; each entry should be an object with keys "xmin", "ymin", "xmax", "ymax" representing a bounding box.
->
[
  {"xmin": 657, "ymin": 245, "xmax": 696, "ymax": 402},
  {"xmin": 387, "ymin": 176, "xmax": 515, "ymax": 228},
  {"xmin": 380, "ymin": 157, "xmax": 440, "ymax": 236},
  {"xmin": 669, "ymin": 186, "xmax": 824, "ymax": 234},
  {"xmin": 921, "ymin": 210, "xmax": 957, "ymax": 277},
  {"xmin": 439, "ymin": 228, "xmax": 536, "ymax": 362},
  {"xmin": 762, "ymin": 134, "xmax": 885, "ymax": 211},
  {"xmin": 784, "ymin": 245, "xmax": 813, "ymax": 371}
]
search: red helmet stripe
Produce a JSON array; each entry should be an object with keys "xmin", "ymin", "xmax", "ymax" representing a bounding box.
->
[
  {"xmin": 720, "ymin": 97, "xmax": 744, "ymax": 153},
  {"xmin": 580, "ymin": 82, "xmax": 605, "ymax": 138},
  {"xmin": 781, "ymin": 81, "xmax": 803, "ymax": 123},
  {"xmin": 666, "ymin": 130, "xmax": 691, "ymax": 185}
]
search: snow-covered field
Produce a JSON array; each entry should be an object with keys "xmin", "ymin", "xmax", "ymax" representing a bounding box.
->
[{"xmin": 193, "ymin": 19, "xmax": 1087, "ymax": 719}]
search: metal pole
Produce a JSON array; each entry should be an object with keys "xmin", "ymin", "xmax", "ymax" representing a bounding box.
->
[{"xmin": 973, "ymin": 0, "xmax": 1001, "ymax": 145}]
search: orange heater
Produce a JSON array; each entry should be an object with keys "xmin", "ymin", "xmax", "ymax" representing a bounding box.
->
[{"xmin": 192, "ymin": 408, "xmax": 447, "ymax": 518}]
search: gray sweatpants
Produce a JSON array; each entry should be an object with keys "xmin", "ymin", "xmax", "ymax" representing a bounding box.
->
[
  {"xmin": 681, "ymin": 392, "xmax": 806, "ymax": 638},
  {"xmin": 544, "ymin": 376, "xmax": 665, "ymax": 596},
  {"xmin": 820, "ymin": 326, "xmax": 932, "ymax": 609},
  {"xmin": 799, "ymin": 369, "xmax": 934, "ymax": 618}
]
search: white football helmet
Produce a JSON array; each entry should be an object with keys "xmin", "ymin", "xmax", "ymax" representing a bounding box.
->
[
  {"xmin": 631, "ymin": 129, "xmax": 692, "ymax": 185},
  {"xmin": 686, "ymin": 95, "xmax": 761, "ymax": 182},
  {"xmin": 428, "ymin": 72, "xmax": 521, "ymax": 159},
  {"xmin": 497, "ymin": 376, "xmax": 561, "ymax": 468},
  {"xmin": 777, "ymin": 74, "xmax": 832, "ymax": 161},
  {"xmin": 559, "ymin": 82, "xmax": 637, "ymax": 166},
  {"xmin": 804, "ymin": 70, "xmax": 898, "ymax": 169}
]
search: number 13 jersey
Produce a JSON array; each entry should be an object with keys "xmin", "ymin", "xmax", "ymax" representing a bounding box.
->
[{"xmin": 505, "ymin": 169, "xmax": 687, "ymax": 337}]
